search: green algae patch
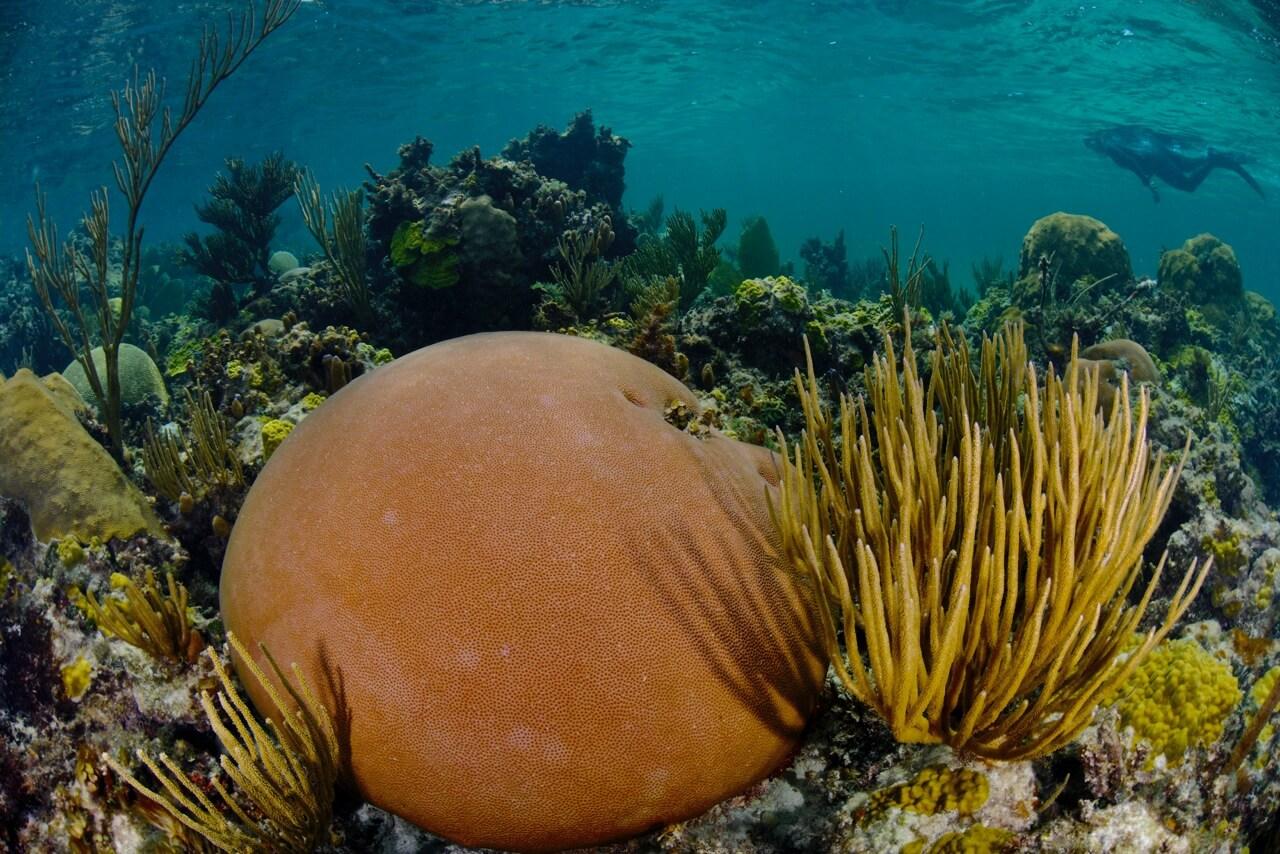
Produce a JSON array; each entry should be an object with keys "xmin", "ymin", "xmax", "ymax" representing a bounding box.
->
[{"xmin": 390, "ymin": 220, "xmax": 460, "ymax": 289}]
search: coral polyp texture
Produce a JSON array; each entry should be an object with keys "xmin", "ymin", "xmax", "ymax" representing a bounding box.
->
[
  {"xmin": 1114, "ymin": 636, "xmax": 1242, "ymax": 766},
  {"xmin": 219, "ymin": 331, "xmax": 826, "ymax": 851}
]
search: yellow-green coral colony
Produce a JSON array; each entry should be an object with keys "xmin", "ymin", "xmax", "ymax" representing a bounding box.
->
[
  {"xmin": 60, "ymin": 657, "xmax": 93, "ymax": 701},
  {"xmin": 1115, "ymin": 637, "xmax": 1242, "ymax": 766},
  {"xmin": 866, "ymin": 766, "xmax": 991, "ymax": 820},
  {"xmin": 261, "ymin": 418, "xmax": 295, "ymax": 460}
]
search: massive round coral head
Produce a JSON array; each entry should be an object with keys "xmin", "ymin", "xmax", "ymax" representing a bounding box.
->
[{"xmin": 220, "ymin": 331, "xmax": 825, "ymax": 852}]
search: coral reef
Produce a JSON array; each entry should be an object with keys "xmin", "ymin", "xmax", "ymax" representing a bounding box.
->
[
  {"xmin": 5, "ymin": 75, "xmax": 1280, "ymax": 850},
  {"xmin": 362, "ymin": 113, "xmax": 627, "ymax": 347}
]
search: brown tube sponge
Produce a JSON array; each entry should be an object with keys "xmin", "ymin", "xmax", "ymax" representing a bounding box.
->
[{"xmin": 220, "ymin": 331, "xmax": 825, "ymax": 852}]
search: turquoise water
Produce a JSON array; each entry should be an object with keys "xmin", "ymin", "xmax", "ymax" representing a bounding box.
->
[{"xmin": 2, "ymin": 0, "xmax": 1278, "ymax": 295}]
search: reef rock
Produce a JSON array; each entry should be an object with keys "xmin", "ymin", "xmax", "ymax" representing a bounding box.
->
[
  {"xmin": 221, "ymin": 332, "xmax": 826, "ymax": 852},
  {"xmin": 501, "ymin": 108, "xmax": 632, "ymax": 216},
  {"xmin": 1157, "ymin": 233, "xmax": 1245, "ymax": 308},
  {"xmin": 0, "ymin": 369, "xmax": 161, "ymax": 542}
]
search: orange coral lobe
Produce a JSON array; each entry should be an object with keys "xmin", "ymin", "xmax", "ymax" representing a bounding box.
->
[{"xmin": 220, "ymin": 331, "xmax": 825, "ymax": 852}]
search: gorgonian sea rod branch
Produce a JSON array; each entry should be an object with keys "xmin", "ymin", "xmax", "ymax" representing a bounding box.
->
[{"xmin": 771, "ymin": 318, "xmax": 1209, "ymax": 760}]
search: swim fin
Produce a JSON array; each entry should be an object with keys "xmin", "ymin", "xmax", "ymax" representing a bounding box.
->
[{"xmin": 1210, "ymin": 148, "xmax": 1267, "ymax": 199}]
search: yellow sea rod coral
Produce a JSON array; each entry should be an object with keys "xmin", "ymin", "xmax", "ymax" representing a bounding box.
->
[
  {"xmin": 1116, "ymin": 637, "xmax": 1241, "ymax": 765},
  {"xmin": 104, "ymin": 633, "xmax": 338, "ymax": 852},
  {"xmin": 773, "ymin": 320, "xmax": 1208, "ymax": 760},
  {"xmin": 73, "ymin": 570, "xmax": 204, "ymax": 664}
]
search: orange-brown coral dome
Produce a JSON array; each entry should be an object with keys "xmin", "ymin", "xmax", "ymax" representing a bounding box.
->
[{"xmin": 220, "ymin": 331, "xmax": 826, "ymax": 852}]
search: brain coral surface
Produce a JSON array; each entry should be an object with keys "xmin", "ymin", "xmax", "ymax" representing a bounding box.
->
[{"xmin": 220, "ymin": 331, "xmax": 826, "ymax": 852}]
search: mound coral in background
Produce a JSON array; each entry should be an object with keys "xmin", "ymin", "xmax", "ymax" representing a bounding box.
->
[
  {"xmin": 62, "ymin": 342, "xmax": 168, "ymax": 410},
  {"xmin": 1158, "ymin": 233, "xmax": 1244, "ymax": 307},
  {"xmin": 1017, "ymin": 211, "xmax": 1132, "ymax": 292},
  {"xmin": 220, "ymin": 332, "xmax": 826, "ymax": 851}
]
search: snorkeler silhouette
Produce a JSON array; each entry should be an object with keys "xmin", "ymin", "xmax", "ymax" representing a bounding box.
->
[{"xmin": 1085, "ymin": 125, "xmax": 1266, "ymax": 202}]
